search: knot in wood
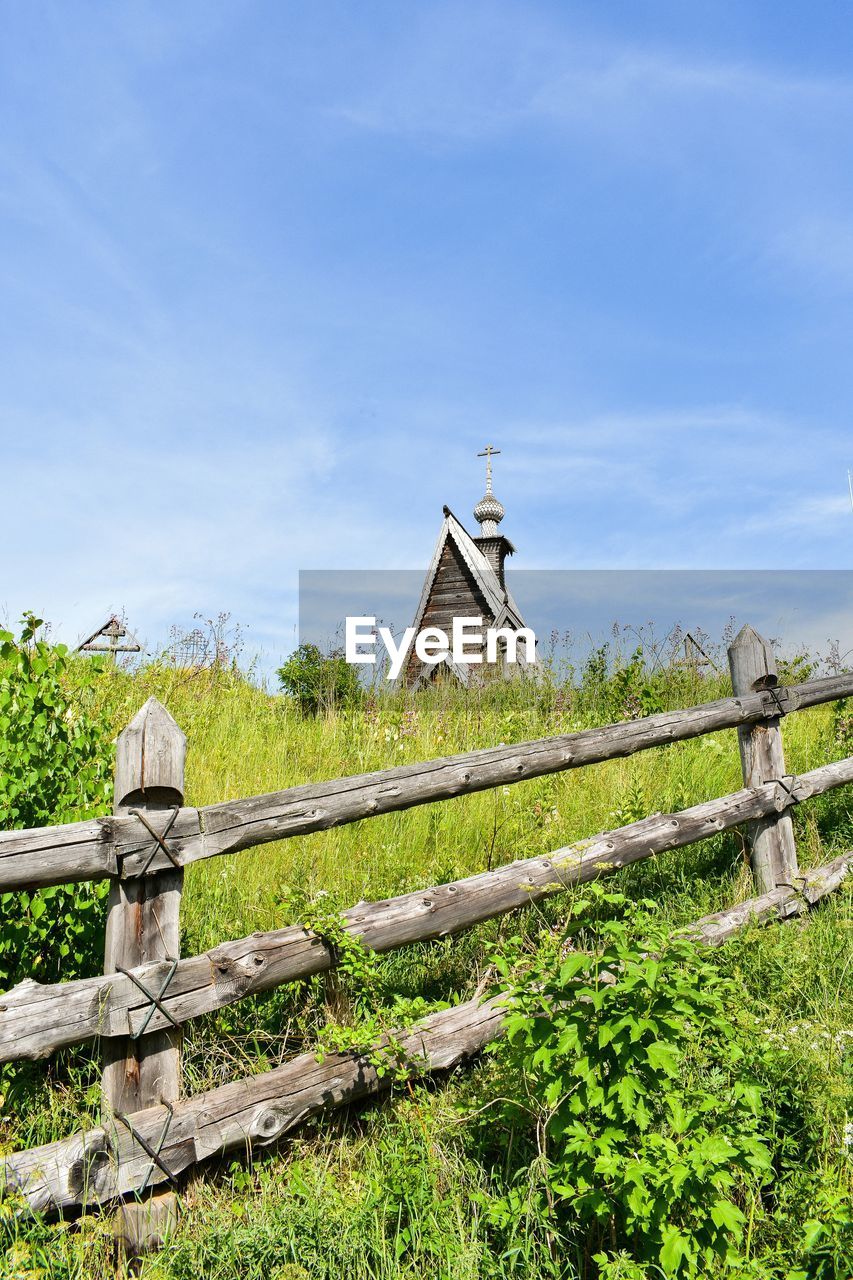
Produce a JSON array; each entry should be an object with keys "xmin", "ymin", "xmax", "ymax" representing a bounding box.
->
[
  {"xmin": 209, "ymin": 951, "xmax": 254, "ymax": 999},
  {"xmin": 67, "ymin": 1131, "xmax": 115, "ymax": 1203},
  {"xmin": 249, "ymin": 1105, "xmax": 291, "ymax": 1144}
]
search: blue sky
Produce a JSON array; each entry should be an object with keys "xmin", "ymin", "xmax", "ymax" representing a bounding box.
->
[{"xmin": 2, "ymin": 2, "xmax": 852, "ymax": 668}]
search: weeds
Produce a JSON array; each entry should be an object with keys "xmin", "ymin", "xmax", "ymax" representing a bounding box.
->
[{"xmin": 0, "ymin": 629, "xmax": 850, "ymax": 1277}]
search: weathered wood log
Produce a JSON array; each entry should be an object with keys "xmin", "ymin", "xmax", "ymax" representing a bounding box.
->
[
  {"xmin": 102, "ymin": 698, "xmax": 185, "ymax": 1256},
  {"xmin": 4, "ymin": 755, "xmax": 853, "ymax": 1062},
  {"xmin": 0, "ymin": 817, "xmax": 118, "ymax": 887},
  {"xmin": 3, "ymin": 847, "xmax": 850, "ymax": 1216},
  {"xmin": 686, "ymin": 849, "xmax": 853, "ymax": 946},
  {"xmin": 1, "ymin": 672, "xmax": 851, "ymax": 892},
  {"xmin": 0, "ymin": 809, "xmax": 196, "ymax": 890},
  {"xmin": 0, "ymin": 993, "xmax": 507, "ymax": 1215},
  {"xmin": 728, "ymin": 626, "xmax": 799, "ymax": 892}
]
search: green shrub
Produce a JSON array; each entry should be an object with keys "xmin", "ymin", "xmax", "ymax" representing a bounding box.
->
[
  {"xmin": 0, "ymin": 615, "xmax": 112, "ymax": 988},
  {"xmin": 277, "ymin": 643, "xmax": 361, "ymax": 716},
  {"xmin": 576, "ymin": 645, "xmax": 669, "ymax": 725},
  {"xmin": 474, "ymin": 887, "xmax": 773, "ymax": 1277}
]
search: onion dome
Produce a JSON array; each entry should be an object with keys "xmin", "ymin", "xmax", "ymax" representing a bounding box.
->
[
  {"xmin": 474, "ymin": 444, "xmax": 505, "ymax": 536},
  {"xmin": 473, "ymin": 490, "xmax": 505, "ymax": 537}
]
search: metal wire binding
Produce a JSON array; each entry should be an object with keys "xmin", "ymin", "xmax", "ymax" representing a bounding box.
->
[
  {"xmin": 764, "ymin": 685, "xmax": 790, "ymax": 717},
  {"xmin": 767, "ymin": 774, "xmax": 799, "ymax": 803},
  {"xmin": 128, "ymin": 806, "xmax": 182, "ymax": 874},
  {"xmin": 114, "ymin": 1102, "xmax": 178, "ymax": 1192},
  {"xmin": 115, "ymin": 958, "xmax": 180, "ymax": 1040}
]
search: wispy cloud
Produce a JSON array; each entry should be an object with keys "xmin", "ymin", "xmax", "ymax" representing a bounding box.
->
[
  {"xmin": 333, "ymin": 18, "xmax": 852, "ymax": 143},
  {"xmin": 769, "ymin": 215, "xmax": 853, "ymax": 289},
  {"xmin": 2, "ymin": 3, "xmax": 852, "ymax": 667},
  {"xmin": 740, "ymin": 494, "xmax": 852, "ymax": 534},
  {"xmin": 331, "ymin": 12, "xmax": 853, "ymax": 297}
]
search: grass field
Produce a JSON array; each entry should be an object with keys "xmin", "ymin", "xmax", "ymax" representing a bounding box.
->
[{"xmin": 1, "ymin": 642, "xmax": 852, "ymax": 1279}]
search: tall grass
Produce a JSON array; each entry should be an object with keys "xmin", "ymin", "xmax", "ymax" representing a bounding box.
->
[
  {"xmin": 77, "ymin": 653, "xmax": 845, "ymax": 950},
  {"xmin": 1, "ymin": 642, "xmax": 852, "ymax": 1279}
]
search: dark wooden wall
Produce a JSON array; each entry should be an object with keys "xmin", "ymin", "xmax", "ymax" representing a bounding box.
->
[{"xmin": 405, "ymin": 538, "xmax": 496, "ymax": 684}]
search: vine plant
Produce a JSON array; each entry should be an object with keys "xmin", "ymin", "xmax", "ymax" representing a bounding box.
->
[{"xmin": 296, "ymin": 891, "xmax": 449, "ymax": 1083}]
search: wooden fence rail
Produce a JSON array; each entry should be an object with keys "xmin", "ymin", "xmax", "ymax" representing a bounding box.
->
[
  {"xmin": 2, "ymin": 670, "xmax": 852, "ymax": 893},
  {"xmin": 3, "ymin": 848, "xmax": 851, "ymax": 1217},
  {"xmin": 1, "ymin": 625, "xmax": 852, "ymax": 1261},
  {"xmin": 3, "ymin": 754, "xmax": 853, "ymax": 1064}
]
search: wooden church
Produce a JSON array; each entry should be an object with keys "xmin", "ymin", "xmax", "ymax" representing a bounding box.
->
[{"xmin": 403, "ymin": 446, "xmax": 534, "ymax": 687}]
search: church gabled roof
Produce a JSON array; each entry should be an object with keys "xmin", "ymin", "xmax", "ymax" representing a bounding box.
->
[
  {"xmin": 406, "ymin": 506, "xmax": 526, "ymax": 646},
  {"xmin": 400, "ymin": 447, "xmax": 532, "ymax": 688}
]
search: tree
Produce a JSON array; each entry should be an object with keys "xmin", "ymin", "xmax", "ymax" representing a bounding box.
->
[
  {"xmin": 277, "ymin": 643, "xmax": 361, "ymax": 715},
  {"xmin": 0, "ymin": 614, "xmax": 113, "ymax": 986}
]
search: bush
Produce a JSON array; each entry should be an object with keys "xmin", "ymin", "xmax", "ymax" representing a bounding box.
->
[
  {"xmin": 473, "ymin": 887, "xmax": 773, "ymax": 1277},
  {"xmin": 0, "ymin": 615, "xmax": 113, "ymax": 987},
  {"xmin": 277, "ymin": 643, "xmax": 361, "ymax": 716}
]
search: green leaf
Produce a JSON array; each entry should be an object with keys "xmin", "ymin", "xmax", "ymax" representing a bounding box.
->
[
  {"xmin": 700, "ymin": 1135, "xmax": 737, "ymax": 1165},
  {"xmin": 646, "ymin": 1041, "xmax": 679, "ymax": 1075},
  {"xmin": 801, "ymin": 1220, "xmax": 825, "ymax": 1249},
  {"xmin": 558, "ymin": 953, "xmax": 588, "ymax": 983},
  {"xmin": 710, "ymin": 1199, "xmax": 745, "ymax": 1232},
  {"xmin": 627, "ymin": 1179, "xmax": 649, "ymax": 1218},
  {"xmin": 659, "ymin": 1225, "xmax": 691, "ymax": 1273},
  {"xmin": 666, "ymin": 1096, "xmax": 690, "ymax": 1133}
]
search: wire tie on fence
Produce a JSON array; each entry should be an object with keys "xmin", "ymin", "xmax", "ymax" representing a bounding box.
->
[
  {"xmin": 774, "ymin": 875, "xmax": 820, "ymax": 908},
  {"xmin": 129, "ymin": 806, "xmax": 182, "ymax": 873},
  {"xmin": 764, "ymin": 685, "xmax": 789, "ymax": 718},
  {"xmin": 114, "ymin": 1102, "xmax": 178, "ymax": 1192},
  {"xmin": 116, "ymin": 957, "xmax": 180, "ymax": 1039},
  {"xmin": 768, "ymin": 775, "xmax": 799, "ymax": 803}
]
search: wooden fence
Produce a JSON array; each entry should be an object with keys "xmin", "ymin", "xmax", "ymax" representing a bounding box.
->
[{"xmin": 2, "ymin": 625, "xmax": 853, "ymax": 1258}]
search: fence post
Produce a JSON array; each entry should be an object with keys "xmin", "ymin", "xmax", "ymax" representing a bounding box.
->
[
  {"xmin": 102, "ymin": 697, "xmax": 186, "ymax": 1260},
  {"xmin": 727, "ymin": 624, "xmax": 799, "ymax": 893}
]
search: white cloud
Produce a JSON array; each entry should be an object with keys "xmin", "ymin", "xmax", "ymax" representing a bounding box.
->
[
  {"xmin": 331, "ymin": 14, "xmax": 853, "ymax": 296},
  {"xmin": 740, "ymin": 494, "xmax": 852, "ymax": 534},
  {"xmin": 332, "ymin": 14, "xmax": 851, "ymax": 144},
  {"xmin": 770, "ymin": 215, "xmax": 853, "ymax": 290}
]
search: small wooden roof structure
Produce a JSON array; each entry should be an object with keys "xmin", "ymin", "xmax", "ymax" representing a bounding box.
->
[
  {"xmin": 400, "ymin": 447, "xmax": 533, "ymax": 688},
  {"xmin": 76, "ymin": 615, "xmax": 141, "ymax": 656}
]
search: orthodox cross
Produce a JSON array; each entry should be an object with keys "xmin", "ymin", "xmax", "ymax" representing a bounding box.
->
[{"xmin": 477, "ymin": 444, "xmax": 501, "ymax": 494}]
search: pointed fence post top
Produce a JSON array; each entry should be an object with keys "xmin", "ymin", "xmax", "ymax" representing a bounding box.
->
[
  {"xmin": 727, "ymin": 624, "xmax": 778, "ymax": 695},
  {"xmin": 115, "ymin": 696, "xmax": 186, "ymax": 810}
]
